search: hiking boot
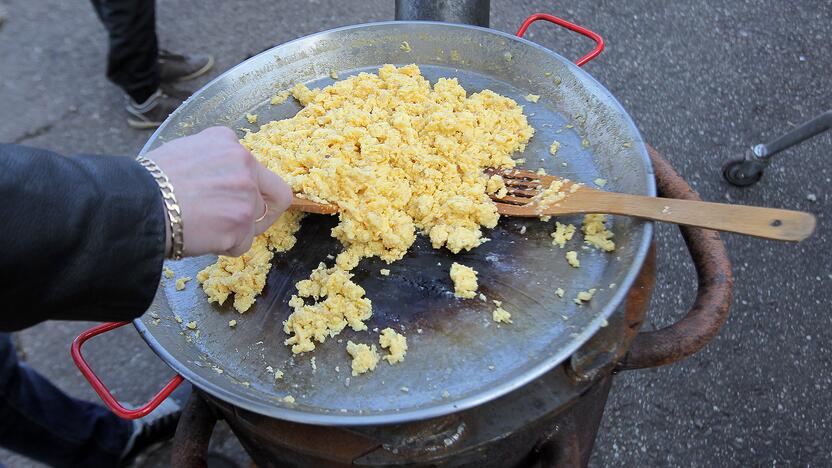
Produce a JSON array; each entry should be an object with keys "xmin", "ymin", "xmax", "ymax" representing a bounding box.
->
[
  {"xmin": 158, "ymin": 49, "xmax": 215, "ymax": 83},
  {"xmin": 125, "ymin": 88, "xmax": 183, "ymax": 129},
  {"xmin": 119, "ymin": 397, "xmax": 181, "ymax": 467}
]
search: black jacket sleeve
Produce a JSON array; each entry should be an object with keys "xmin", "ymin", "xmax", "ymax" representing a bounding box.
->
[{"xmin": 0, "ymin": 143, "xmax": 166, "ymax": 331}]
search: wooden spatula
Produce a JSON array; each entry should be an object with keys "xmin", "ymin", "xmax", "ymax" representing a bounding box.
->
[
  {"xmin": 488, "ymin": 168, "xmax": 815, "ymax": 242},
  {"xmin": 288, "ymin": 169, "xmax": 816, "ymax": 242}
]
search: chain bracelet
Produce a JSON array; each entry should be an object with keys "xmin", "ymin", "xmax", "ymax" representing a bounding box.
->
[{"xmin": 136, "ymin": 156, "xmax": 184, "ymax": 260}]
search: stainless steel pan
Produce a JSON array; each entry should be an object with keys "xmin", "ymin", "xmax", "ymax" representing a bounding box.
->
[{"xmin": 73, "ymin": 20, "xmax": 654, "ymax": 425}]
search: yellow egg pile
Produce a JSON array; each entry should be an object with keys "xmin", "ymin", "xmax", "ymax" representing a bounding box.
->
[{"xmin": 197, "ymin": 64, "xmax": 535, "ymax": 366}]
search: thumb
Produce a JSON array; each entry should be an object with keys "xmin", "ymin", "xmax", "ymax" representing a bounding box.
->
[{"xmin": 253, "ymin": 161, "xmax": 292, "ymax": 234}]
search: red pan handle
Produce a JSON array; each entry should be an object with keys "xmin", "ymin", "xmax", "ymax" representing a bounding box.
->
[
  {"xmin": 516, "ymin": 13, "xmax": 605, "ymax": 66},
  {"xmin": 71, "ymin": 321, "xmax": 184, "ymax": 419}
]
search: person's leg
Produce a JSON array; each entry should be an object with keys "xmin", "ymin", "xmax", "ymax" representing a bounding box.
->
[
  {"xmin": 90, "ymin": 0, "xmax": 213, "ymax": 128},
  {"xmin": 90, "ymin": 0, "xmax": 159, "ymax": 103},
  {"xmin": 0, "ymin": 332, "xmax": 132, "ymax": 467}
]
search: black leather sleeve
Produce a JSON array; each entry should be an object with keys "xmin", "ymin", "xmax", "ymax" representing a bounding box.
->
[{"xmin": 0, "ymin": 143, "xmax": 166, "ymax": 331}]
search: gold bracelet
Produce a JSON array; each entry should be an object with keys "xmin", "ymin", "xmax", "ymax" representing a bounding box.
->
[{"xmin": 136, "ymin": 155, "xmax": 184, "ymax": 260}]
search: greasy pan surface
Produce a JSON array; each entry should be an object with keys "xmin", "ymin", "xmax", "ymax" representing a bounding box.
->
[{"xmin": 137, "ymin": 21, "xmax": 654, "ymax": 425}]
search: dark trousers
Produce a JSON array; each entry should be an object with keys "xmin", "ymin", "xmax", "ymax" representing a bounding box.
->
[
  {"xmin": 0, "ymin": 333, "xmax": 132, "ymax": 467},
  {"xmin": 90, "ymin": 0, "xmax": 160, "ymax": 103}
]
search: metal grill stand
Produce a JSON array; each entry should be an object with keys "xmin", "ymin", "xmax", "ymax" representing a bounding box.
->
[{"xmin": 170, "ymin": 147, "xmax": 732, "ymax": 467}]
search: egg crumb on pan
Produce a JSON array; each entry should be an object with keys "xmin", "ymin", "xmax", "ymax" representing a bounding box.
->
[
  {"xmin": 574, "ymin": 288, "xmax": 597, "ymax": 305},
  {"xmin": 565, "ymin": 250, "xmax": 580, "ymax": 268},
  {"xmin": 175, "ymin": 277, "xmax": 191, "ymax": 290},
  {"xmin": 346, "ymin": 341, "xmax": 380, "ymax": 376},
  {"xmin": 163, "ymin": 267, "xmax": 174, "ymax": 279},
  {"xmin": 450, "ymin": 262, "xmax": 478, "ymax": 299},
  {"xmin": 492, "ymin": 306, "xmax": 512, "ymax": 323},
  {"xmin": 549, "ymin": 140, "xmax": 560, "ymax": 156},
  {"xmin": 551, "ymin": 222, "xmax": 576, "ymax": 248},
  {"xmin": 270, "ymin": 90, "xmax": 291, "ymax": 105},
  {"xmin": 379, "ymin": 328, "xmax": 408, "ymax": 364},
  {"xmin": 582, "ymin": 214, "xmax": 615, "ymax": 252}
]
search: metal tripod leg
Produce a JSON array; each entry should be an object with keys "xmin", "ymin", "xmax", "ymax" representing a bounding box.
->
[{"xmin": 723, "ymin": 110, "xmax": 832, "ymax": 186}]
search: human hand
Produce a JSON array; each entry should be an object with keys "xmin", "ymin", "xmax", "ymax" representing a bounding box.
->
[{"xmin": 144, "ymin": 126, "xmax": 292, "ymax": 257}]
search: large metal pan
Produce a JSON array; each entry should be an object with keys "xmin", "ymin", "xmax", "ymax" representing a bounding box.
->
[{"xmin": 74, "ymin": 19, "xmax": 654, "ymax": 425}]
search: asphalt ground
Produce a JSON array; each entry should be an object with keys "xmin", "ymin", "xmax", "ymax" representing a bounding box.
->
[{"xmin": 1, "ymin": 0, "xmax": 830, "ymax": 466}]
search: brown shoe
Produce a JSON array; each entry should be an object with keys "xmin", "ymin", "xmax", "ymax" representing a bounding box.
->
[
  {"xmin": 125, "ymin": 89, "xmax": 183, "ymax": 129},
  {"xmin": 158, "ymin": 49, "xmax": 214, "ymax": 83}
]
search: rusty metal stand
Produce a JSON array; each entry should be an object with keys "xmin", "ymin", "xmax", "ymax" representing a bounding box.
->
[
  {"xmin": 172, "ymin": 391, "xmax": 219, "ymax": 468},
  {"xmin": 170, "ymin": 147, "xmax": 733, "ymax": 467}
]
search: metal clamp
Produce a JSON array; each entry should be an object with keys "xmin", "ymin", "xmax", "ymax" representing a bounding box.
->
[
  {"xmin": 617, "ymin": 146, "xmax": 734, "ymax": 370},
  {"xmin": 516, "ymin": 13, "xmax": 605, "ymax": 66},
  {"xmin": 71, "ymin": 321, "xmax": 184, "ymax": 419},
  {"xmin": 723, "ymin": 110, "xmax": 832, "ymax": 186}
]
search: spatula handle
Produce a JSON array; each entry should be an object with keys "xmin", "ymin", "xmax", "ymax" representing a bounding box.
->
[{"xmin": 574, "ymin": 192, "xmax": 816, "ymax": 242}]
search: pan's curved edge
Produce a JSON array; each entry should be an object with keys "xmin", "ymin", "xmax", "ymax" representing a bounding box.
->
[{"xmin": 134, "ymin": 20, "xmax": 655, "ymax": 426}]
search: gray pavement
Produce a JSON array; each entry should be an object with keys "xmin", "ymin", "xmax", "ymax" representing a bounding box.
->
[{"xmin": 1, "ymin": 0, "xmax": 830, "ymax": 466}]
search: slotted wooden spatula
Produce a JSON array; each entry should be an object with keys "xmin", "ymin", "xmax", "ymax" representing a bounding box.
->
[
  {"xmin": 488, "ymin": 168, "xmax": 816, "ymax": 242},
  {"xmin": 288, "ymin": 169, "xmax": 816, "ymax": 242}
]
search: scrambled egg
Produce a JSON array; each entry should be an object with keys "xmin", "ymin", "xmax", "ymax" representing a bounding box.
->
[
  {"xmin": 486, "ymin": 174, "xmax": 508, "ymax": 199},
  {"xmin": 379, "ymin": 328, "xmax": 407, "ymax": 364},
  {"xmin": 246, "ymin": 64, "xmax": 533, "ymax": 261},
  {"xmin": 175, "ymin": 277, "xmax": 191, "ymax": 290},
  {"xmin": 582, "ymin": 214, "xmax": 615, "ymax": 251},
  {"xmin": 565, "ymin": 251, "xmax": 580, "ymax": 268},
  {"xmin": 197, "ymin": 211, "xmax": 304, "ymax": 313},
  {"xmin": 270, "ymin": 90, "xmax": 290, "ymax": 105},
  {"xmin": 551, "ymin": 222, "xmax": 576, "ymax": 248},
  {"xmin": 245, "ymin": 113, "xmax": 257, "ymax": 124},
  {"xmin": 524, "ymin": 94, "xmax": 540, "ymax": 103},
  {"xmin": 450, "ymin": 262, "xmax": 478, "ymax": 299},
  {"xmin": 492, "ymin": 306, "xmax": 512, "ymax": 323},
  {"xmin": 555, "ymin": 287, "xmax": 565, "ymax": 298},
  {"xmin": 532, "ymin": 179, "xmax": 568, "ymax": 213},
  {"xmin": 284, "ymin": 262, "xmax": 372, "ymax": 353},
  {"xmin": 549, "ymin": 141, "xmax": 560, "ymax": 156},
  {"xmin": 346, "ymin": 341, "xmax": 380, "ymax": 376},
  {"xmin": 163, "ymin": 267, "xmax": 174, "ymax": 279},
  {"xmin": 574, "ymin": 288, "xmax": 597, "ymax": 305}
]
